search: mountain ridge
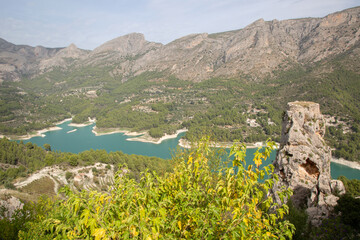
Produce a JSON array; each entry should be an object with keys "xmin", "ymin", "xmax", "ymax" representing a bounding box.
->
[{"xmin": 0, "ymin": 6, "xmax": 359, "ymax": 82}]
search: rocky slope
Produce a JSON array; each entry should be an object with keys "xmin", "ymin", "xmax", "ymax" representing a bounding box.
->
[
  {"xmin": 71, "ymin": 6, "xmax": 360, "ymax": 81},
  {"xmin": 0, "ymin": 38, "xmax": 59, "ymax": 82},
  {"xmin": 0, "ymin": 38, "xmax": 88, "ymax": 82},
  {"xmin": 14, "ymin": 162, "xmax": 116, "ymax": 194},
  {"xmin": 0, "ymin": 162, "xmax": 118, "ymax": 218},
  {"xmin": 272, "ymin": 101, "xmax": 346, "ymax": 225},
  {"xmin": 38, "ymin": 43, "xmax": 89, "ymax": 72},
  {"xmin": 0, "ymin": 6, "xmax": 359, "ymax": 82}
]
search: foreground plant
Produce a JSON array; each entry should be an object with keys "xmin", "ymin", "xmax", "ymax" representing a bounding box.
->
[{"xmin": 19, "ymin": 139, "xmax": 294, "ymax": 239}]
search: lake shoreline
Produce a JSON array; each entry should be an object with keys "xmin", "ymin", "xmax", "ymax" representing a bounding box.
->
[
  {"xmin": 56, "ymin": 118, "xmax": 73, "ymax": 125},
  {"xmin": 3, "ymin": 119, "xmax": 360, "ymax": 171},
  {"xmin": 0, "ymin": 126, "xmax": 62, "ymax": 140},
  {"xmin": 93, "ymin": 126, "xmax": 188, "ymax": 144},
  {"xmin": 0, "ymin": 118, "xmax": 73, "ymax": 140},
  {"xmin": 127, "ymin": 129, "xmax": 188, "ymax": 144},
  {"xmin": 331, "ymin": 157, "xmax": 360, "ymax": 170},
  {"xmin": 68, "ymin": 118, "xmax": 96, "ymax": 127},
  {"xmin": 178, "ymin": 139, "xmax": 277, "ymax": 149},
  {"xmin": 92, "ymin": 126, "xmax": 146, "ymax": 137},
  {"xmin": 11, "ymin": 117, "xmax": 97, "ymax": 140}
]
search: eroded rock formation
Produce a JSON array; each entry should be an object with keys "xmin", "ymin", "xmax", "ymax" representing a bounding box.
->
[{"xmin": 272, "ymin": 101, "xmax": 345, "ymax": 225}]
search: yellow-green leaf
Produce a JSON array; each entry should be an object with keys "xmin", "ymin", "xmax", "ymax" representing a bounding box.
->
[{"xmin": 93, "ymin": 228, "xmax": 106, "ymax": 240}]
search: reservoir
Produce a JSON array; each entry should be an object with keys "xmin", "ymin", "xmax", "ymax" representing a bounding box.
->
[{"xmin": 20, "ymin": 120, "xmax": 360, "ymax": 180}]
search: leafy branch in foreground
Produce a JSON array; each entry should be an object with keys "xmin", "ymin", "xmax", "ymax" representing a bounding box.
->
[{"xmin": 19, "ymin": 139, "xmax": 294, "ymax": 239}]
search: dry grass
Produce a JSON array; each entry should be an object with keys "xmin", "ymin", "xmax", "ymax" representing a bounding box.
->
[
  {"xmin": 19, "ymin": 176, "xmax": 56, "ymax": 196},
  {"xmin": 0, "ymin": 189, "xmax": 38, "ymax": 203}
]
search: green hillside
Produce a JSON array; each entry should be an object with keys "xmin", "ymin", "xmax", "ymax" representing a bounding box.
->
[{"xmin": 1, "ymin": 50, "xmax": 359, "ymax": 161}]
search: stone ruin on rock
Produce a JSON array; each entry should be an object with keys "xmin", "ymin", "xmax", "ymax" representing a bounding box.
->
[{"xmin": 272, "ymin": 101, "xmax": 345, "ymax": 225}]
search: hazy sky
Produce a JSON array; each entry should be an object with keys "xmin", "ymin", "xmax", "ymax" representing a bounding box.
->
[{"xmin": 0, "ymin": 0, "xmax": 358, "ymax": 50}]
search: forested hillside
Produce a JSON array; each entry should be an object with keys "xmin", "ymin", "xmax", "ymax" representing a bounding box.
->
[
  {"xmin": 1, "ymin": 58, "xmax": 359, "ymax": 161},
  {"xmin": 0, "ymin": 137, "xmax": 172, "ymax": 189},
  {"xmin": 0, "ymin": 7, "xmax": 359, "ymax": 162}
]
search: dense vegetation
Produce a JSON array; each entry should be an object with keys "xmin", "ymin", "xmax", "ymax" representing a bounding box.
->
[
  {"xmin": 0, "ymin": 138, "xmax": 172, "ymax": 188},
  {"xmin": 337, "ymin": 176, "xmax": 360, "ymax": 198},
  {"xmin": 14, "ymin": 140, "xmax": 295, "ymax": 239},
  {"xmin": 1, "ymin": 138, "xmax": 359, "ymax": 239},
  {"xmin": 325, "ymin": 124, "xmax": 360, "ymax": 164}
]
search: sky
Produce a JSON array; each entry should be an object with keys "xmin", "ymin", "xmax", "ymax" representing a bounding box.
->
[{"xmin": 0, "ymin": 0, "xmax": 359, "ymax": 50}]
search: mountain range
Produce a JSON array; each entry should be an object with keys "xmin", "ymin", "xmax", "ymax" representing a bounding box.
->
[{"xmin": 1, "ymin": 6, "xmax": 359, "ymax": 83}]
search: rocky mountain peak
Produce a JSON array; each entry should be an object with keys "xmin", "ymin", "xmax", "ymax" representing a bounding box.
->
[
  {"xmin": 0, "ymin": 38, "xmax": 13, "ymax": 49},
  {"xmin": 57, "ymin": 43, "xmax": 85, "ymax": 57},
  {"xmin": 92, "ymin": 32, "xmax": 162, "ymax": 56},
  {"xmin": 38, "ymin": 43, "xmax": 88, "ymax": 71},
  {"xmin": 67, "ymin": 43, "xmax": 77, "ymax": 50},
  {"xmin": 272, "ymin": 101, "xmax": 346, "ymax": 225},
  {"xmin": 247, "ymin": 18, "xmax": 266, "ymax": 28},
  {"xmin": 320, "ymin": 7, "xmax": 358, "ymax": 27}
]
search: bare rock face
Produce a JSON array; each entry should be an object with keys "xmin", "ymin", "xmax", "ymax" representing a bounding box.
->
[
  {"xmin": 130, "ymin": 7, "xmax": 360, "ymax": 81},
  {"xmin": 92, "ymin": 33, "xmax": 162, "ymax": 57},
  {"xmin": 272, "ymin": 101, "xmax": 345, "ymax": 226},
  {"xmin": 0, "ymin": 195, "xmax": 23, "ymax": 219},
  {"xmin": 38, "ymin": 43, "xmax": 89, "ymax": 72}
]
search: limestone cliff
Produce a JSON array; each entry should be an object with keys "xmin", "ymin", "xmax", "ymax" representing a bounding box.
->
[{"xmin": 272, "ymin": 101, "xmax": 345, "ymax": 225}]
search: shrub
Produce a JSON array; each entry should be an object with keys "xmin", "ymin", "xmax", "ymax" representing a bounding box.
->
[
  {"xmin": 19, "ymin": 139, "xmax": 294, "ymax": 239},
  {"xmin": 4, "ymin": 181, "xmax": 16, "ymax": 190},
  {"xmin": 65, "ymin": 171, "xmax": 72, "ymax": 181},
  {"xmin": 68, "ymin": 155, "xmax": 78, "ymax": 166}
]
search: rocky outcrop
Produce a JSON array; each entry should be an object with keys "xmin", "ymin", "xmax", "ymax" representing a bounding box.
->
[
  {"xmin": 272, "ymin": 101, "xmax": 345, "ymax": 226},
  {"xmin": 0, "ymin": 163, "xmax": 130, "ymax": 219},
  {"xmin": 0, "ymin": 195, "xmax": 23, "ymax": 219},
  {"xmin": 14, "ymin": 163, "xmax": 116, "ymax": 193}
]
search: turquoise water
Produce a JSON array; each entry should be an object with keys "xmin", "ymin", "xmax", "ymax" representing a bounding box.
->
[
  {"xmin": 20, "ymin": 120, "xmax": 360, "ymax": 180},
  {"xmin": 20, "ymin": 120, "xmax": 182, "ymax": 159}
]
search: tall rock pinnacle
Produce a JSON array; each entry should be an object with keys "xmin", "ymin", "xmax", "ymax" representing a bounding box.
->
[{"xmin": 272, "ymin": 101, "xmax": 345, "ymax": 225}]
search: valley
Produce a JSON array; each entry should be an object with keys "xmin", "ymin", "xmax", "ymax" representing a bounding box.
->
[{"xmin": 1, "ymin": 7, "xmax": 360, "ymax": 162}]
